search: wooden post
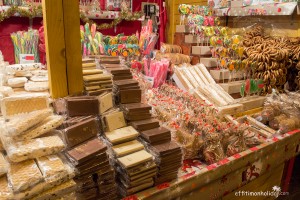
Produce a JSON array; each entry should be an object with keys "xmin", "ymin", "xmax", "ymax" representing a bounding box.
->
[
  {"xmin": 62, "ymin": 0, "xmax": 83, "ymax": 95},
  {"xmin": 43, "ymin": 0, "xmax": 83, "ymax": 98}
]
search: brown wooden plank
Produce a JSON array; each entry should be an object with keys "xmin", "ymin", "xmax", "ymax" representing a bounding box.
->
[
  {"xmin": 62, "ymin": 0, "xmax": 84, "ymax": 95},
  {"xmin": 43, "ymin": 0, "xmax": 68, "ymax": 98}
]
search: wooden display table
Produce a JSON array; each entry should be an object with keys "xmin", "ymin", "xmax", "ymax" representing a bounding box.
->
[{"xmin": 131, "ymin": 130, "xmax": 300, "ymax": 199}]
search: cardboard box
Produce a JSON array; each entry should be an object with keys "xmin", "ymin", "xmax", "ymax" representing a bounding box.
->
[
  {"xmin": 192, "ymin": 46, "xmax": 212, "ymax": 56},
  {"xmin": 210, "ymin": 69, "xmax": 243, "ymax": 81},
  {"xmin": 176, "ymin": 25, "xmax": 189, "ymax": 33},
  {"xmin": 185, "ymin": 35, "xmax": 198, "ymax": 43},
  {"xmin": 200, "ymin": 58, "xmax": 218, "ymax": 68},
  {"xmin": 219, "ymin": 81, "xmax": 243, "ymax": 94}
]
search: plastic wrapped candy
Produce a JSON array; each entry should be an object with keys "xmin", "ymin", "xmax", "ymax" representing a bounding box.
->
[
  {"xmin": 202, "ymin": 132, "xmax": 225, "ymax": 164},
  {"xmin": 225, "ymin": 125, "xmax": 247, "ymax": 156}
]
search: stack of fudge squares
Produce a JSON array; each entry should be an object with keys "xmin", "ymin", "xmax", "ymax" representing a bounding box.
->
[
  {"xmin": 82, "ymin": 58, "xmax": 113, "ymax": 96},
  {"xmin": 0, "ymin": 94, "xmax": 76, "ymax": 199},
  {"xmin": 54, "ymin": 93, "xmax": 118, "ymax": 200}
]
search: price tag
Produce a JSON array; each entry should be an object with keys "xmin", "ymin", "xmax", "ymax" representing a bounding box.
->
[{"xmin": 20, "ymin": 54, "xmax": 35, "ymax": 64}]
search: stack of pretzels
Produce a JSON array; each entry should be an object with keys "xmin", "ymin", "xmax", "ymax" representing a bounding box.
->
[{"xmin": 242, "ymin": 26, "xmax": 300, "ymax": 93}]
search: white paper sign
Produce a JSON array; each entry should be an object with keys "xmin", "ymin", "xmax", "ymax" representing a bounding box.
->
[{"xmin": 20, "ymin": 54, "xmax": 35, "ymax": 64}]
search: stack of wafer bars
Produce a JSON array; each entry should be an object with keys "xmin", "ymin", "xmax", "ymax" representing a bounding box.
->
[
  {"xmin": 82, "ymin": 59, "xmax": 113, "ymax": 96},
  {"xmin": 54, "ymin": 95, "xmax": 118, "ymax": 200},
  {"xmin": 102, "ymin": 110, "xmax": 157, "ymax": 197},
  {"xmin": 0, "ymin": 95, "xmax": 77, "ymax": 199}
]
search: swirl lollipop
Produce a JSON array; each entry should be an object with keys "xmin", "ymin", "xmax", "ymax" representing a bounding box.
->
[
  {"xmin": 178, "ymin": 4, "xmax": 191, "ymax": 15},
  {"xmin": 210, "ymin": 36, "xmax": 217, "ymax": 47},
  {"xmin": 220, "ymin": 27, "xmax": 228, "ymax": 36},
  {"xmin": 223, "ymin": 36, "xmax": 232, "ymax": 48},
  {"xmin": 231, "ymin": 35, "xmax": 243, "ymax": 45},
  {"xmin": 195, "ymin": 15, "xmax": 204, "ymax": 26},
  {"xmin": 214, "ymin": 17, "xmax": 221, "ymax": 26}
]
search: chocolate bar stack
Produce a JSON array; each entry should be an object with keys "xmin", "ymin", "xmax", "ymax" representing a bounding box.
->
[
  {"xmin": 140, "ymin": 127, "xmax": 171, "ymax": 145},
  {"xmin": 91, "ymin": 55, "xmax": 121, "ymax": 65},
  {"xmin": 57, "ymin": 95, "xmax": 117, "ymax": 199},
  {"xmin": 113, "ymin": 79, "xmax": 142, "ymax": 104},
  {"xmin": 82, "ymin": 60, "xmax": 113, "ymax": 96},
  {"xmin": 149, "ymin": 141, "xmax": 182, "ymax": 185},
  {"xmin": 127, "ymin": 108, "xmax": 182, "ymax": 185},
  {"xmin": 115, "ymin": 150, "xmax": 157, "ymax": 197},
  {"xmin": 121, "ymin": 103, "xmax": 152, "ymax": 122},
  {"xmin": 130, "ymin": 118, "xmax": 160, "ymax": 132},
  {"xmin": 54, "ymin": 92, "xmax": 114, "ymax": 118},
  {"xmin": 66, "ymin": 138, "xmax": 117, "ymax": 200},
  {"xmin": 103, "ymin": 122, "xmax": 157, "ymax": 197},
  {"xmin": 105, "ymin": 67, "xmax": 133, "ymax": 81}
]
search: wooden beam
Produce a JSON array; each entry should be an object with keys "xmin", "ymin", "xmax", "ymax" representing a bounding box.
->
[
  {"xmin": 62, "ymin": 0, "xmax": 83, "ymax": 95},
  {"xmin": 43, "ymin": 0, "xmax": 68, "ymax": 98}
]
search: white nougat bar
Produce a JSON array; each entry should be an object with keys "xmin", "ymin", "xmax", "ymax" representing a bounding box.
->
[
  {"xmin": 104, "ymin": 111, "xmax": 126, "ymax": 132},
  {"xmin": 105, "ymin": 126, "xmax": 139, "ymax": 145},
  {"xmin": 112, "ymin": 140, "xmax": 144, "ymax": 157},
  {"xmin": 1, "ymin": 94, "xmax": 49, "ymax": 118},
  {"xmin": 36, "ymin": 155, "xmax": 69, "ymax": 182},
  {"xmin": 5, "ymin": 109, "xmax": 53, "ymax": 137},
  {"xmin": 0, "ymin": 152, "xmax": 8, "ymax": 177},
  {"xmin": 0, "ymin": 176, "xmax": 13, "ymax": 199},
  {"xmin": 118, "ymin": 150, "xmax": 153, "ymax": 168},
  {"xmin": 31, "ymin": 180, "xmax": 76, "ymax": 200},
  {"xmin": 13, "ymin": 164, "xmax": 75, "ymax": 200},
  {"xmin": 17, "ymin": 115, "xmax": 64, "ymax": 141},
  {"xmin": 6, "ymin": 136, "xmax": 65, "ymax": 163},
  {"xmin": 7, "ymin": 159, "xmax": 43, "ymax": 192},
  {"xmin": 6, "ymin": 63, "xmax": 43, "ymax": 73}
]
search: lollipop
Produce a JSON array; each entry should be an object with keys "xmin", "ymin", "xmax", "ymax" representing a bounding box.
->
[
  {"xmin": 203, "ymin": 16, "xmax": 209, "ymax": 26},
  {"xmin": 190, "ymin": 5, "xmax": 196, "ymax": 14},
  {"xmin": 187, "ymin": 15, "xmax": 196, "ymax": 27},
  {"xmin": 195, "ymin": 26, "xmax": 204, "ymax": 36},
  {"xmin": 237, "ymin": 46, "xmax": 244, "ymax": 58},
  {"xmin": 209, "ymin": 36, "xmax": 217, "ymax": 47},
  {"xmin": 223, "ymin": 36, "xmax": 232, "ymax": 47},
  {"xmin": 228, "ymin": 63, "xmax": 235, "ymax": 71},
  {"xmin": 208, "ymin": 16, "xmax": 215, "ymax": 26},
  {"xmin": 195, "ymin": 15, "xmax": 204, "ymax": 26},
  {"xmin": 231, "ymin": 35, "xmax": 242, "ymax": 45},
  {"xmin": 216, "ymin": 37, "xmax": 223, "ymax": 46},
  {"xmin": 178, "ymin": 4, "xmax": 190, "ymax": 15},
  {"xmin": 220, "ymin": 27, "xmax": 228, "ymax": 36},
  {"xmin": 109, "ymin": 37, "xmax": 118, "ymax": 45},
  {"xmin": 214, "ymin": 17, "xmax": 221, "ymax": 26}
]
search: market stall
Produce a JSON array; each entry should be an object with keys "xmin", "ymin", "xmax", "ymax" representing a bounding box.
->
[{"xmin": 0, "ymin": 0, "xmax": 299, "ymax": 199}]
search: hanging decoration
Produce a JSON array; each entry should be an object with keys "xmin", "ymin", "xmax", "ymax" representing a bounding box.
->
[
  {"xmin": 0, "ymin": 5, "xmax": 43, "ymax": 23},
  {"xmin": 0, "ymin": 5, "xmax": 143, "ymax": 30},
  {"xmin": 79, "ymin": 10, "xmax": 144, "ymax": 30}
]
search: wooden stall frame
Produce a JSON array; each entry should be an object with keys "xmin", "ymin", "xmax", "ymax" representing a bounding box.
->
[{"xmin": 43, "ymin": 0, "xmax": 83, "ymax": 98}]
